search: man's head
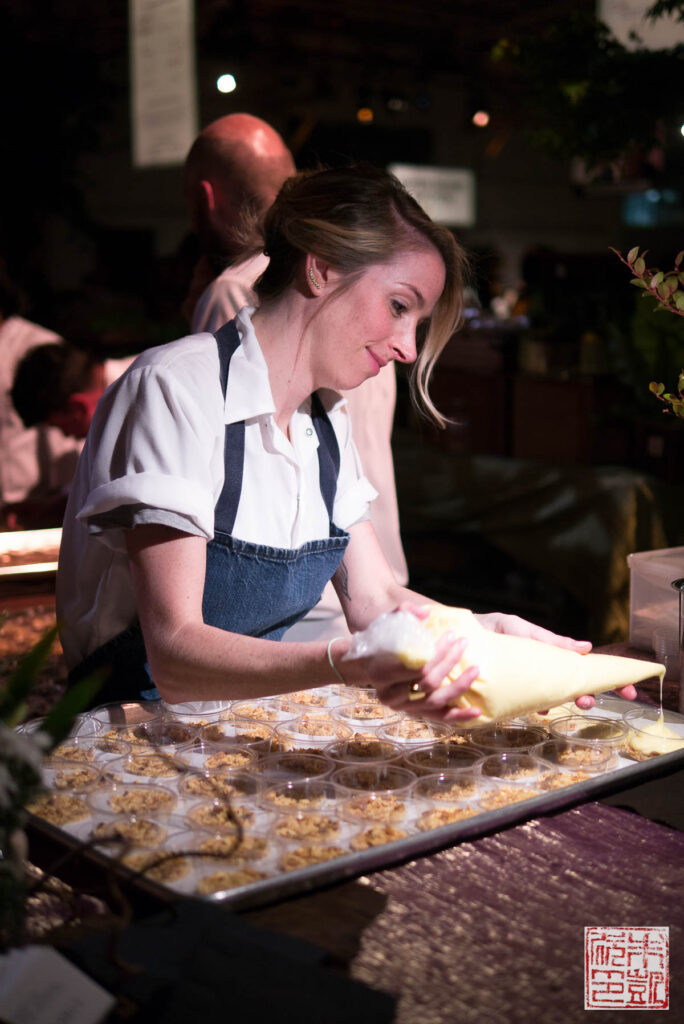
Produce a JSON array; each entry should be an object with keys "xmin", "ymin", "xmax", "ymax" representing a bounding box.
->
[
  {"xmin": 183, "ymin": 113, "xmax": 295, "ymax": 272},
  {"xmin": 11, "ymin": 343, "xmax": 105, "ymax": 438}
]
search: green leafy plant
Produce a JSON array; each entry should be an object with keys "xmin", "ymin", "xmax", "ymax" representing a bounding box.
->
[
  {"xmin": 612, "ymin": 246, "xmax": 684, "ymax": 417},
  {"xmin": 611, "ymin": 246, "xmax": 684, "ymax": 318}
]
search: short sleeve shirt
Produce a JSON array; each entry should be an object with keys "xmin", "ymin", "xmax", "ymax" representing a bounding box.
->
[{"xmin": 56, "ymin": 308, "xmax": 376, "ymax": 668}]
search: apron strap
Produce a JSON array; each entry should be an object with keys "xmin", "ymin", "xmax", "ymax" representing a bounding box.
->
[{"xmin": 213, "ymin": 318, "xmax": 341, "ymax": 534}]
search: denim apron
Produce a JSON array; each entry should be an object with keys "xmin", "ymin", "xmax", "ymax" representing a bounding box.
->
[{"xmin": 71, "ymin": 318, "xmax": 350, "ymax": 704}]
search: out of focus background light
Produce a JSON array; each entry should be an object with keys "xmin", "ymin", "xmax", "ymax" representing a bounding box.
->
[
  {"xmin": 357, "ymin": 107, "xmax": 374, "ymax": 123},
  {"xmin": 472, "ymin": 109, "xmax": 490, "ymax": 127},
  {"xmin": 216, "ymin": 73, "xmax": 237, "ymax": 94}
]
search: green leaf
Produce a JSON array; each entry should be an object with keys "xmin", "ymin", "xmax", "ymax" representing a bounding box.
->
[
  {"xmin": 651, "ymin": 271, "xmax": 664, "ymax": 287},
  {"xmin": 634, "ymin": 257, "xmax": 646, "ymax": 276},
  {"xmin": 678, "ymin": 372, "xmax": 684, "ymax": 393},
  {"xmin": 0, "ymin": 626, "xmax": 59, "ymax": 722},
  {"xmin": 670, "ymin": 400, "xmax": 684, "ymax": 419},
  {"xmin": 40, "ymin": 669, "xmax": 107, "ymax": 749},
  {"xmin": 630, "ymin": 277, "xmax": 648, "ymax": 288},
  {"xmin": 675, "ymin": 251, "xmax": 684, "ymax": 269},
  {"xmin": 674, "ymin": 291, "xmax": 684, "ymax": 311},
  {"xmin": 649, "ymin": 381, "xmax": 665, "ymax": 396},
  {"xmin": 627, "ymin": 246, "xmax": 640, "ymax": 264}
]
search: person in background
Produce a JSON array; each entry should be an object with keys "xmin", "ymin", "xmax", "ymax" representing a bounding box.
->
[
  {"xmin": 11, "ymin": 342, "xmax": 136, "ymax": 440},
  {"xmin": 0, "ymin": 269, "xmax": 82, "ymax": 528},
  {"xmin": 183, "ymin": 113, "xmax": 409, "ymax": 643}
]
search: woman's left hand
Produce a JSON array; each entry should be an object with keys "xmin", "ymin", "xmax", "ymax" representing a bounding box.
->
[{"xmin": 474, "ymin": 611, "xmax": 638, "ymax": 707}]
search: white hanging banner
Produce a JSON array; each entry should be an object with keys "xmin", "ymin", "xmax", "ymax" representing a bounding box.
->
[
  {"xmin": 129, "ymin": 0, "xmax": 198, "ymax": 167},
  {"xmin": 388, "ymin": 164, "xmax": 476, "ymax": 227}
]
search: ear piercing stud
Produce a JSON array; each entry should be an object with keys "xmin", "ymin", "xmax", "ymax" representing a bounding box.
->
[{"xmin": 308, "ymin": 266, "xmax": 321, "ymax": 290}]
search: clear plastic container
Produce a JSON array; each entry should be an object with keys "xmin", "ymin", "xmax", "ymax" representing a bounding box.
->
[
  {"xmin": 108, "ymin": 749, "xmax": 189, "ymax": 784},
  {"xmin": 324, "ymin": 735, "xmax": 404, "ymax": 766},
  {"xmin": 622, "ymin": 705, "xmax": 684, "ymax": 761},
  {"xmin": 533, "ymin": 738, "xmax": 618, "ymax": 776},
  {"xmin": 179, "ymin": 768, "xmax": 260, "ymax": 805},
  {"xmin": 89, "ymin": 781, "xmax": 179, "ymax": 819},
  {"xmin": 251, "ymin": 751, "xmax": 335, "ymax": 783},
  {"xmin": 468, "ymin": 723, "xmax": 548, "ymax": 752},
  {"xmin": 411, "ymin": 769, "xmax": 482, "ymax": 805},
  {"xmin": 48, "ymin": 734, "xmax": 132, "ymax": 765},
  {"xmin": 477, "ymin": 753, "xmax": 551, "ymax": 810},
  {"xmin": 41, "ymin": 761, "xmax": 103, "ymax": 793},
  {"xmin": 259, "ymin": 778, "xmax": 341, "ymax": 814},
  {"xmin": 403, "ymin": 741, "xmax": 484, "ymax": 775},
  {"xmin": 180, "ymin": 739, "xmax": 257, "ymax": 773},
  {"xmin": 378, "ymin": 719, "xmax": 455, "ymax": 747},
  {"xmin": 200, "ymin": 717, "xmax": 274, "ymax": 754},
  {"xmin": 231, "ymin": 697, "xmax": 298, "ymax": 725},
  {"xmin": 89, "ymin": 701, "xmax": 163, "ymax": 746},
  {"xmin": 549, "ymin": 715, "xmax": 629, "ymax": 752},
  {"xmin": 331, "ymin": 763, "xmax": 416, "ymax": 795},
  {"xmin": 272, "ymin": 714, "xmax": 353, "ymax": 752},
  {"xmin": 331, "ymin": 700, "xmax": 401, "ymax": 731}
]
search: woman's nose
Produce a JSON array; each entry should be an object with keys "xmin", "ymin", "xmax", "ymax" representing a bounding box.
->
[{"xmin": 391, "ymin": 324, "xmax": 418, "ymax": 364}]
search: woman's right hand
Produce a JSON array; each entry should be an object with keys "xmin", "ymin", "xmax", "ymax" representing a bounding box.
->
[{"xmin": 341, "ymin": 632, "xmax": 483, "ymax": 724}]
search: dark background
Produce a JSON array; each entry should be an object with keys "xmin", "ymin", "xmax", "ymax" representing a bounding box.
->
[{"xmin": 2, "ymin": 0, "xmax": 683, "ymax": 642}]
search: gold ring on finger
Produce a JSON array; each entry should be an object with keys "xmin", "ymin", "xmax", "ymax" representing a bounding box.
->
[{"xmin": 408, "ymin": 681, "xmax": 426, "ymax": 702}]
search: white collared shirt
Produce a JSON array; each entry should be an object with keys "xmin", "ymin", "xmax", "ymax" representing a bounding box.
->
[{"xmin": 57, "ymin": 308, "xmax": 376, "ymax": 668}]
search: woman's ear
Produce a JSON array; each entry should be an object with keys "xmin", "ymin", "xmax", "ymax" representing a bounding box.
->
[{"xmin": 305, "ymin": 254, "xmax": 332, "ymax": 295}]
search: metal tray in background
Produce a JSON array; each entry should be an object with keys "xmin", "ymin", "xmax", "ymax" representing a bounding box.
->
[{"xmin": 27, "ymin": 700, "xmax": 684, "ymax": 914}]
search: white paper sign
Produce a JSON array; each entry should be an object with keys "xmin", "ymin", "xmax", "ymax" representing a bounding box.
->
[
  {"xmin": 0, "ymin": 946, "xmax": 115, "ymax": 1024},
  {"xmin": 129, "ymin": 0, "xmax": 198, "ymax": 167},
  {"xmin": 599, "ymin": 0, "xmax": 684, "ymax": 50},
  {"xmin": 388, "ymin": 163, "xmax": 476, "ymax": 227}
]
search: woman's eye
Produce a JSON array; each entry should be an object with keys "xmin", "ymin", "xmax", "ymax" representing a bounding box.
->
[{"xmin": 391, "ymin": 300, "xmax": 407, "ymax": 316}]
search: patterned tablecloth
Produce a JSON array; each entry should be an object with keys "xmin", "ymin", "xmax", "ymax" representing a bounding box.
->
[{"xmin": 350, "ymin": 802, "xmax": 682, "ymax": 1024}]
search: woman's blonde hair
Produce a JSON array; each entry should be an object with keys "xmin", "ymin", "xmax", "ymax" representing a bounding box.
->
[{"xmin": 248, "ymin": 163, "xmax": 469, "ymax": 426}]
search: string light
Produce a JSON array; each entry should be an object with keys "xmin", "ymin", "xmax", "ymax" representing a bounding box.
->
[{"xmin": 216, "ymin": 74, "xmax": 237, "ymax": 94}]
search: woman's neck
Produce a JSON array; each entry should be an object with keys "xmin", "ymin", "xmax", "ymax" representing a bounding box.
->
[{"xmin": 251, "ymin": 296, "xmax": 317, "ymax": 434}]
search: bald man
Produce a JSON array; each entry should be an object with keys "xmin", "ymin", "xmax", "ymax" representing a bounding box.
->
[
  {"xmin": 182, "ymin": 113, "xmax": 296, "ymax": 326},
  {"xmin": 183, "ymin": 113, "xmax": 408, "ymax": 642}
]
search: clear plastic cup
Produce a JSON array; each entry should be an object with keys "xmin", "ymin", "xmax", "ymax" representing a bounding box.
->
[
  {"xmin": 403, "ymin": 741, "xmax": 484, "ymax": 775},
  {"xmin": 200, "ymin": 717, "xmax": 274, "ymax": 754},
  {"xmin": 107, "ymin": 749, "xmax": 189, "ymax": 784},
  {"xmin": 251, "ymin": 750, "xmax": 335, "ymax": 783},
  {"xmin": 48, "ymin": 734, "xmax": 132, "ymax": 765},
  {"xmin": 549, "ymin": 715, "xmax": 628, "ymax": 752},
  {"xmin": 89, "ymin": 781, "xmax": 179, "ymax": 819},
  {"xmin": 533, "ymin": 737, "xmax": 618, "ymax": 776},
  {"xmin": 468, "ymin": 722, "xmax": 548, "ymax": 752},
  {"xmin": 476, "ymin": 753, "xmax": 551, "ymax": 810},
  {"xmin": 324, "ymin": 735, "xmax": 404, "ymax": 766},
  {"xmin": 331, "ymin": 701, "xmax": 401, "ymax": 731},
  {"xmin": 179, "ymin": 768, "xmax": 260, "ymax": 805},
  {"xmin": 378, "ymin": 719, "xmax": 455, "ymax": 746},
  {"xmin": 273, "ymin": 714, "xmax": 353, "ymax": 752},
  {"xmin": 622, "ymin": 705, "xmax": 684, "ymax": 761}
]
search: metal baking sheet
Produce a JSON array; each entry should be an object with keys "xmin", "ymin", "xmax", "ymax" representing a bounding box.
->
[
  {"xmin": 0, "ymin": 528, "xmax": 61, "ymax": 578},
  {"xmin": 26, "ymin": 700, "xmax": 684, "ymax": 913}
]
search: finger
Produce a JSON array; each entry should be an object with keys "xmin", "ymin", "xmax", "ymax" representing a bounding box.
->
[
  {"xmin": 614, "ymin": 684, "xmax": 638, "ymax": 701},
  {"xmin": 575, "ymin": 694, "xmax": 595, "ymax": 710},
  {"xmin": 422, "ymin": 663, "xmax": 480, "ymax": 710}
]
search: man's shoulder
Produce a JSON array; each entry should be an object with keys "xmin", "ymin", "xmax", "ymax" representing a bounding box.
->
[{"xmin": 0, "ymin": 315, "xmax": 60, "ymax": 354}]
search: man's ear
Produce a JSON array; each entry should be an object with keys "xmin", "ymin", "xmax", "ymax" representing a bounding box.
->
[{"xmin": 200, "ymin": 179, "xmax": 216, "ymax": 213}]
